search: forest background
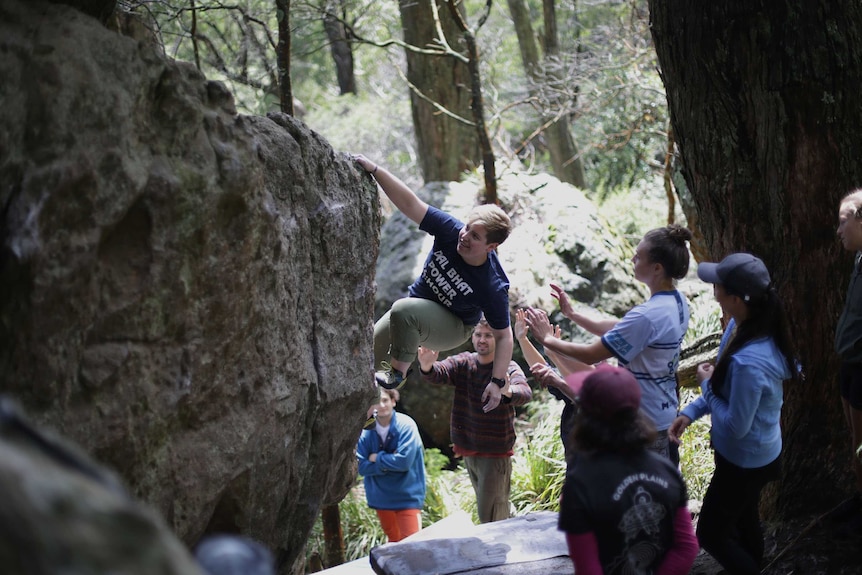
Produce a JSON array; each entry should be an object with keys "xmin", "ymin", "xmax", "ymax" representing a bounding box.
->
[{"xmin": 123, "ymin": 0, "xmax": 860, "ymax": 571}]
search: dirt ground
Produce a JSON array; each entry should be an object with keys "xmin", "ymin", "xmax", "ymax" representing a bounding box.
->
[{"xmin": 688, "ymin": 501, "xmax": 862, "ymax": 575}]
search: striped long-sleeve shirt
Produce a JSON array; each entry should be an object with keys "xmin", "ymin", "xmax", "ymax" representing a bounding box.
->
[{"xmin": 422, "ymin": 352, "xmax": 531, "ymax": 456}]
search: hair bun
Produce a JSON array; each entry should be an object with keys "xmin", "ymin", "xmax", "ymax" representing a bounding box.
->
[{"xmin": 667, "ymin": 224, "xmax": 693, "ymax": 244}]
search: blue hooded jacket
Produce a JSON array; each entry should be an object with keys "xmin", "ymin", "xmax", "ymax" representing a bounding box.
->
[
  {"xmin": 681, "ymin": 318, "xmax": 791, "ymax": 468},
  {"xmin": 356, "ymin": 411, "xmax": 426, "ymax": 510}
]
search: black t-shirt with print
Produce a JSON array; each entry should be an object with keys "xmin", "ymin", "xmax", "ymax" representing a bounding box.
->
[{"xmin": 559, "ymin": 449, "xmax": 688, "ymax": 575}]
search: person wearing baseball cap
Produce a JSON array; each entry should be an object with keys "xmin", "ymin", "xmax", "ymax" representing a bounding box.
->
[
  {"xmin": 695, "ymin": 252, "xmax": 772, "ymax": 303},
  {"xmin": 670, "ymin": 253, "xmax": 798, "ymax": 575},
  {"xmin": 558, "ymin": 364, "xmax": 698, "ymax": 575}
]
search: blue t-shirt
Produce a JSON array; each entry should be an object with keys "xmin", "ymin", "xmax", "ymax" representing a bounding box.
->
[
  {"xmin": 601, "ymin": 291, "xmax": 690, "ymax": 431},
  {"xmin": 408, "ymin": 206, "xmax": 510, "ymax": 329}
]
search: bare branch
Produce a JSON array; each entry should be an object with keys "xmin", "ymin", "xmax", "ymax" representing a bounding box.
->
[
  {"xmin": 395, "ymin": 64, "xmax": 476, "ymax": 126},
  {"xmin": 431, "ymin": 0, "xmax": 468, "ymax": 63}
]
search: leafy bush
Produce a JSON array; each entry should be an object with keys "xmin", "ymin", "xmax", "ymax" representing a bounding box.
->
[
  {"xmin": 676, "ymin": 387, "xmax": 715, "ymax": 502},
  {"xmin": 511, "ymin": 403, "xmax": 567, "ymax": 514}
]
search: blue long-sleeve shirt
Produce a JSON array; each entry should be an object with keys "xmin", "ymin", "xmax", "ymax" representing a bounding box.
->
[
  {"xmin": 356, "ymin": 411, "xmax": 426, "ymax": 510},
  {"xmin": 680, "ymin": 318, "xmax": 791, "ymax": 468}
]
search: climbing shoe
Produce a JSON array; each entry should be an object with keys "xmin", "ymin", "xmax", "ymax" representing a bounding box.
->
[{"xmin": 375, "ymin": 362, "xmax": 411, "ymax": 390}]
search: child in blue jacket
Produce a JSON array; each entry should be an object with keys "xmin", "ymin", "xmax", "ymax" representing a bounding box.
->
[{"xmin": 357, "ymin": 389, "xmax": 426, "ymax": 542}]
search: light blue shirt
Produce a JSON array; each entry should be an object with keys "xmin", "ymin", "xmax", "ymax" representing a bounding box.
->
[
  {"xmin": 681, "ymin": 318, "xmax": 791, "ymax": 468},
  {"xmin": 602, "ymin": 290, "xmax": 690, "ymax": 431}
]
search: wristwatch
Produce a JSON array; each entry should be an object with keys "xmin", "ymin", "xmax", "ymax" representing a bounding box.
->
[{"xmin": 490, "ymin": 376, "xmax": 506, "ymax": 388}]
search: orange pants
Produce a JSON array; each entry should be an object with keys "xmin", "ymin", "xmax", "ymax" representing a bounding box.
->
[{"xmin": 376, "ymin": 508, "xmax": 422, "ymax": 542}]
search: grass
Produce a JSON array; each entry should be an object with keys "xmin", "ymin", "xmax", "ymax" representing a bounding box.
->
[
  {"xmin": 677, "ymin": 388, "xmax": 715, "ymax": 502},
  {"xmin": 510, "ymin": 401, "xmax": 567, "ymax": 514}
]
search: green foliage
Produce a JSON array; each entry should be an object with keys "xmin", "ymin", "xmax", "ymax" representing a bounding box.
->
[
  {"xmin": 510, "ymin": 404, "xmax": 567, "ymax": 514},
  {"xmin": 677, "ymin": 293, "xmax": 719, "ymax": 502},
  {"xmin": 337, "ymin": 484, "xmax": 388, "ymax": 560},
  {"xmin": 685, "ymin": 290, "xmax": 722, "ymax": 345},
  {"xmin": 141, "ymin": 0, "xmax": 669, "ymax": 198},
  {"xmin": 131, "ymin": 0, "xmax": 283, "ymax": 114},
  {"xmin": 303, "ymin": 91, "xmax": 422, "ymax": 191},
  {"xmin": 677, "ymin": 389, "xmax": 715, "ymax": 502},
  {"xmin": 422, "ymin": 448, "xmax": 475, "ymax": 526},
  {"xmin": 595, "ymin": 178, "xmax": 680, "ymax": 242}
]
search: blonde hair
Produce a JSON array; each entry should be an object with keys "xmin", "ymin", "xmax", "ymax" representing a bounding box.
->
[
  {"xmin": 841, "ymin": 189, "xmax": 862, "ymax": 218},
  {"xmin": 467, "ymin": 204, "xmax": 512, "ymax": 245}
]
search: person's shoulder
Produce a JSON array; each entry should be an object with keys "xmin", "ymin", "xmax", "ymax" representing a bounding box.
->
[
  {"xmin": 641, "ymin": 450, "xmax": 686, "ymax": 481},
  {"xmin": 731, "ymin": 339, "xmax": 791, "ymax": 377},
  {"xmin": 394, "ymin": 411, "xmax": 420, "ymax": 430},
  {"xmin": 623, "ymin": 301, "xmax": 651, "ymax": 318},
  {"xmin": 424, "ymin": 205, "xmax": 462, "ymax": 227},
  {"xmin": 486, "ymin": 252, "xmax": 510, "ymax": 280}
]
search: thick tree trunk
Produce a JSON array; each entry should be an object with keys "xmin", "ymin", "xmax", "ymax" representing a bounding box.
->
[
  {"xmin": 323, "ymin": 3, "xmax": 356, "ymax": 96},
  {"xmin": 649, "ymin": 0, "xmax": 862, "ymax": 517},
  {"xmin": 399, "ymin": 0, "xmax": 480, "ymax": 183}
]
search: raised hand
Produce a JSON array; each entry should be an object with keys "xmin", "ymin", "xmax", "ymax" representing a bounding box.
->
[
  {"xmin": 514, "ymin": 308, "xmax": 529, "ymax": 340},
  {"xmin": 523, "ymin": 307, "xmax": 554, "ymax": 344},
  {"xmin": 550, "ymin": 283, "xmax": 576, "ymax": 318},
  {"xmin": 417, "ymin": 346, "xmax": 439, "ymax": 372},
  {"xmin": 530, "ymin": 363, "xmax": 564, "ymax": 389}
]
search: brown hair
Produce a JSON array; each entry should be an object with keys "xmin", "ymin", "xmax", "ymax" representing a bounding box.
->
[
  {"xmin": 643, "ymin": 224, "xmax": 693, "ymax": 280},
  {"xmin": 467, "ymin": 204, "xmax": 512, "ymax": 245},
  {"xmin": 380, "ymin": 388, "xmax": 400, "ymax": 402},
  {"xmin": 568, "ymin": 409, "xmax": 658, "ymax": 455}
]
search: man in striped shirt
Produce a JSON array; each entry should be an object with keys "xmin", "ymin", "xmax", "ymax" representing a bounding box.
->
[{"xmin": 417, "ymin": 317, "xmax": 532, "ymax": 523}]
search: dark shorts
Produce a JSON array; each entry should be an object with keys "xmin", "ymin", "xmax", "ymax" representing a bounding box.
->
[{"xmin": 840, "ymin": 362, "xmax": 862, "ymax": 410}]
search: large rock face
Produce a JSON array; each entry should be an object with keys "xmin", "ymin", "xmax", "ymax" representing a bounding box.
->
[
  {"xmin": 0, "ymin": 1, "xmax": 379, "ymax": 572},
  {"xmin": 377, "ymin": 170, "xmax": 649, "ymax": 453},
  {"xmin": 0, "ymin": 398, "xmax": 204, "ymax": 574}
]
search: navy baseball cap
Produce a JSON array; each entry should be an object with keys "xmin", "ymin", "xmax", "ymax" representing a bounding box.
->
[{"xmin": 697, "ymin": 253, "xmax": 771, "ymax": 302}]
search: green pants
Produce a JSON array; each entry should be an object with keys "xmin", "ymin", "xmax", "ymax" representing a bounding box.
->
[
  {"xmin": 373, "ymin": 297, "xmax": 475, "ymax": 367},
  {"xmin": 464, "ymin": 455, "xmax": 512, "ymax": 523}
]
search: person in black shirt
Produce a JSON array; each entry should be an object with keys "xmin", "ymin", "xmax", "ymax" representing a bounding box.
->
[
  {"xmin": 558, "ymin": 365, "xmax": 698, "ymax": 575},
  {"xmin": 834, "ymin": 189, "xmax": 862, "ymax": 534}
]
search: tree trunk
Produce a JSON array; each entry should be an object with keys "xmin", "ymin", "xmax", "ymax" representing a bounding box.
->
[
  {"xmin": 507, "ymin": 0, "xmax": 540, "ymax": 72},
  {"xmin": 320, "ymin": 503, "xmax": 345, "ymax": 568},
  {"xmin": 322, "ymin": 1, "xmax": 356, "ymax": 95},
  {"xmin": 649, "ymin": 0, "xmax": 862, "ymax": 517},
  {"xmin": 276, "ymin": 0, "xmax": 294, "ymax": 115},
  {"xmin": 399, "ymin": 0, "xmax": 480, "ymax": 183},
  {"xmin": 445, "ymin": 1, "xmax": 497, "ymax": 202},
  {"xmin": 507, "ymin": 0, "xmax": 587, "ymax": 188},
  {"xmin": 540, "ymin": 0, "xmax": 586, "ymax": 189}
]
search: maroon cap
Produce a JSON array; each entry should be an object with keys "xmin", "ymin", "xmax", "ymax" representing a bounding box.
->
[{"xmin": 565, "ymin": 364, "xmax": 641, "ymax": 418}]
